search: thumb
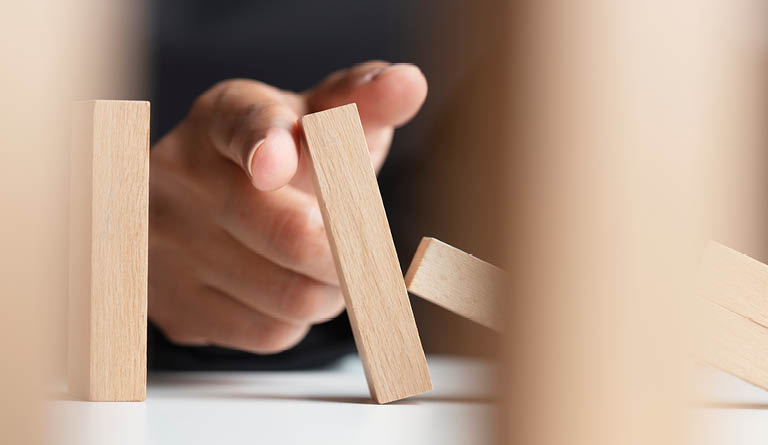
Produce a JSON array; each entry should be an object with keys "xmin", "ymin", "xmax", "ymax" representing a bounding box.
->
[{"xmin": 195, "ymin": 79, "xmax": 303, "ymax": 192}]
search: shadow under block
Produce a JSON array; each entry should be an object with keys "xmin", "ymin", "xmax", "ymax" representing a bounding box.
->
[
  {"xmin": 300, "ymin": 104, "xmax": 431, "ymax": 404},
  {"xmin": 405, "ymin": 237, "xmax": 505, "ymax": 331},
  {"xmin": 68, "ymin": 101, "xmax": 150, "ymax": 401},
  {"xmin": 698, "ymin": 242, "xmax": 768, "ymax": 391}
]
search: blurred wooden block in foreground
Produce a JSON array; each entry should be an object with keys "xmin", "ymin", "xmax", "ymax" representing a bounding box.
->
[
  {"xmin": 68, "ymin": 100, "xmax": 150, "ymax": 401},
  {"xmin": 405, "ymin": 237, "xmax": 504, "ymax": 331},
  {"xmin": 699, "ymin": 242, "xmax": 768, "ymax": 391},
  {"xmin": 300, "ymin": 104, "xmax": 431, "ymax": 404}
]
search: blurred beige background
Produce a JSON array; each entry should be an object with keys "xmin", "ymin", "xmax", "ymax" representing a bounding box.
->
[
  {"xmin": 2, "ymin": 1, "xmax": 767, "ymax": 444},
  {"xmin": 1, "ymin": 1, "xmax": 145, "ymax": 442}
]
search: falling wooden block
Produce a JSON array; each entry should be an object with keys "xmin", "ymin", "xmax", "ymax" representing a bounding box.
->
[
  {"xmin": 697, "ymin": 242, "xmax": 768, "ymax": 391},
  {"xmin": 698, "ymin": 298, "xmax": 768, "ymax": 390},
  {"xmin": 405, "ymin": 237, "xmax": 505, "ymax": 331},
  {"xmin": 300, "ymin": 104, "xmax": 431, "ymax": 404},
  {"xmin": 68, "ymin": 100, "xmax": 150, "ymax": 401},
  {"xmin": 699, "ymin": 242, "xmax": 768, "ymax": 326}
]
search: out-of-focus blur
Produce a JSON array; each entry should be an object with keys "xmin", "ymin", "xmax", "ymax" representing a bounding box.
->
[
  {"xmin": 0, "ymin": 1, "xmax": 144, "ymax": 443},
  {"xmin": 499, "ymin": 1, "xmax": 768, "ymax": 445},
  {"xmin": 1, "ymin": 0, "xmax": 766, "ymax": 444}
]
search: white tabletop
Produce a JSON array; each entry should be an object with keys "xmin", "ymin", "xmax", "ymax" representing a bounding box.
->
[
  {"xmin": 46, "ymin": 355, "xmax": 494, "ymax": 445},
  {"xmin": 692, "ymin": 366, "xmax": 768, "ymax": 445},
  {"xmin": 47, "ymin": 356, "xmax": 768, "ymax": 445}
]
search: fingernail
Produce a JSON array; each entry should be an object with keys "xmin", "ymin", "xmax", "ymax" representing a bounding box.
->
[
  {"xmin": 359, "ymin": 65, "xmax": 390, "ymax": 83},
  {"xmin": 382, "ymin": 63, "xmax": 417, "ymax": 73},
  {"xmin": 364, "ymin": 63, "xmax": 418, "ymax": 83},
  {"xmin": 245, "ymin": 138, "xmax": 265, "ymax": 179}
]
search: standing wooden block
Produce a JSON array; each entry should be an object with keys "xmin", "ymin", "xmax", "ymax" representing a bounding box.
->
[
  {"xmin": 300, "ymin": 104, "xmax": 431, "ymax": 404},
  {"xmin": 405, "ymin": 237, "xmax": 505, "ymax": 331},
  {"xmin": 697, "ymin": 241, "xmax": 768, "ymax": 391},
  {"xmin": 68, "ymin": 100, "xmax": 150, "ymax": 401}
]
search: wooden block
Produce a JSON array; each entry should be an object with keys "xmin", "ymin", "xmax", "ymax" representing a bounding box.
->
[
  {"xmin": 300, "ymin": 103, "xmax": 431, "ymax": 404},
  {"xmin": 68, "ymin": 100, "xmax": 150, "ymax": 401},
  {"xmin": 405, "ymin": 237, "xmax": 505, "ymax": 331},
  {"xmin": 697, "ymin": 241, "xmax": 768, "ymax": 391},
  {"xmin": 697, "ymin": 299, "xmax": 768, "ymax": 391},
  {"xmin": 699, "ymin": 241, "xmax": 768, "ymax": 326}
]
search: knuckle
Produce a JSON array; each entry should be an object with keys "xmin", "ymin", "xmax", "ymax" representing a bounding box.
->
[
  {"xmin": 189, "ymin": 81, "xmax": 225, "ymax": 115},
  {"xmin": 189, "ymin": 79, "xmax": 297, "ymax": 170},
  {"xmin": 255, "ymin": 102, "xmax": 292, "ymax": 123},
  {"xmin": 190, "ymin": 80, "xmax": 263, "ymax": 144},
  {"xmin": 193, "ymin": 79, "xmax": 260, "ymax": 113}
]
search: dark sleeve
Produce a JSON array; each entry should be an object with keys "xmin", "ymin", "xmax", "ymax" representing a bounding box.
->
[{"xmin": 147, "ymin": 315, "xmax": 354, "ymax": 371}]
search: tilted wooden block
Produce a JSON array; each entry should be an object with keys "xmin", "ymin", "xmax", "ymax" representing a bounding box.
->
[
  {"xmin": 697, "ymin": 242, "xmax": 768, "ymax": 391},
  {"xmin": 698, "ymin": 298, "xmax": 768, "ymax": 391},
  {"xmin": 405, "ymin": 237, "xmax": 505, "ymax": 331},
  {"xmin": 300, "ymin": 104, "xmax": 432, "ymax": 404},
  {"xmin": 699, "ymin": 242, "xmax": 768, "ymax": 326},
  {"xmin": 69, "ymin": 100, "xmax": 150, "ymax": 401}
]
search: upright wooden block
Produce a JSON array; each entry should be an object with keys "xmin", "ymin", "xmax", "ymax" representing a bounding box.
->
[
  {"xmin": 68, "ymin": 100, "xmax": 150, "ymax": 401},
  {"xmin": 300, "ymin": 104, "xmax": 431, "ymax": 404},
  {"xmin": 405, "ymin": 237, "xmax": 505, "ymax": 331},
  {"xmin": 697, "ymin": 242, "xmax": 768, "ymax": 391}
]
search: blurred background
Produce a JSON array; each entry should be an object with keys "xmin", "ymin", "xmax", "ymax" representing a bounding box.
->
[
  {"xmin": 1, "ymin": 0, "xmax": 767, "ymax": 444},
  {"xmin": 144, "ymin": 0, "xmax": 502, "ymax": 369}
]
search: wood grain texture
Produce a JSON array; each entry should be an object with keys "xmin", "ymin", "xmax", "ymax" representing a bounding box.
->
[
  {"xmin": 699, "ymin": 241, "xmax": 768, "ymax": 326},
  {"xmin": 69, "ymin": 100, "xmax": 149, "ymax": 401},
  {"xmin": 698, "ymin": 299, "xmax": 768, "ymax": 391},
  {"xmin": 697, "ymin": 241, "xmax": 768, "ymax": 391},
  {"xmin": 300, "ymin": 103, "xmax": 431, "ymax": 404},
  {"xmin": 405, "ymin": 238, "xmax": 505, "ymax": 331}
]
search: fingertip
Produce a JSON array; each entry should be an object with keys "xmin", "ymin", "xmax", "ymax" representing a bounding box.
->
[
  {"xmin": 248, "ymin": 127, "xmax": 298, "ymax": 191},
  {"xmin": 330, "ymin": 63, "xmax": 427, "ymax": 129},
  {"xmin": 307, "ymin": 62, "xmax": 429, "ymax": 129},
  {"xmin": 375, "ymin": 63, "xmax": 428, "ymax": 97},
  {"xmin": 368, "ymin": 64, "xmax": 428, "ymax": 126}
]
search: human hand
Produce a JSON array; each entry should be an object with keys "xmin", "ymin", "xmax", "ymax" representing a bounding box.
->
[{"xmin": 148, "ymin": 61, "xmax": 427, "ymax": 353}]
